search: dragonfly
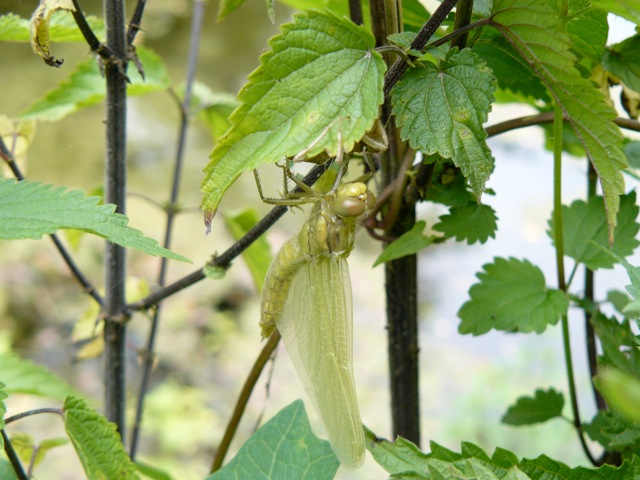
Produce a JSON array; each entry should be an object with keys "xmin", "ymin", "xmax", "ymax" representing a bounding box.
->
[{"xmin": 259, "ymin": 161, "xmax": 375, "ymax": 469}]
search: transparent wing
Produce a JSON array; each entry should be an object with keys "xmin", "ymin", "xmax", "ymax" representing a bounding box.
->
[{"xmin": 276, "ymin": 257, "xmax": 364, "ymax": 469}]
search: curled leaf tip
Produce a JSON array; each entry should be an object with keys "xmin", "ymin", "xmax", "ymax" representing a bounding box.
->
[{"xmin": 204, "ymin": 209, "xmax": 216, "ymax": 235}]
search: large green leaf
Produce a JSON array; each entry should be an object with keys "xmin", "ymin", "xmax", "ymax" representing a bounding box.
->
[
  {"xmin": 501, "ymin": 389, "xmax": 565, "ymax": 426},
  {"xmin": 0, "ymin": 354, "xmax": 81, "ymax": 400},
  {"xmin": 0, "ymin": 178, "xmax": 190, "ymax": 263},
  {"xmin": 64, "ymin": 396, "xmax": 140, "ymax": 480},
  {"xmin": 19, "ymin": 47, "xmax": 169, "ymax": 122},
  {"xmin": 603, "ymin": 35, "xmax": 640, "ymax": 93},
  {"xmin": 549, "ymin": 192, "xmax": 639, "ymax": 270},
  {"xmin": 489, "ymin": 0, "xmax": 627, "ymax": 242},
  {"xmin": 200, "ymin": 10, "xmax": 386, "ymax": 220},
  {"xmin": 391, "ymin": 48, "xmax": 496, "ymax": 200},
  {"xmin": 206, "ymin": 400, "xmax": 339, "ymax": 480},
  {"xmin": 458, "ymin": 257, "xmax": 568, "ymax": 335},
  {"xmin": 590, "ymin": 0, "xmax": 640, "ymax": 24}
]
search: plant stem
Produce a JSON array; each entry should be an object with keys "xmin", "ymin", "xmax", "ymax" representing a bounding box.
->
[
  {"xmin": 553, "ymin": 104, "xmax": 595, "ymax": 465},
  {"xmin": 127, "ymin": 0, "xmax": 147, "ymax": 46},
  {"xmin": 348, "ymin": 0, "xmax": 363, "ymax": 25},
  {"xmin": 2, "ymin": 430, "xmax": 28, "ymax": 480},
  {"xmin": 103, "ymin": 0, "xmax": 129, "ymax": 439},
  {"xmin": 129, "ymin": 0, "xmax": 205, "ymax": 459},
  {"xmin": 450, "ymin": 0, "xmax": 474, "ymax": 50},
  {"xmin": 70, "ymin": 0, "xmax": 113, "ymax": 59},
  {"xmin": 210, "ymin": 331, "xmax": 281, "ymax": 473},
  {"xmin": 4, "ymin": 408, "xmax": 64, "ymax": 424}
]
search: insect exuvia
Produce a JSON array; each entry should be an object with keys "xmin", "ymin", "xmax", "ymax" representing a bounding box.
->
[{"xmin": 259, "ymin": 167, "xmax": 375, "ymax": 469}]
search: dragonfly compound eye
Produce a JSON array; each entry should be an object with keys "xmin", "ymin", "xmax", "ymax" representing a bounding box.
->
[{"xmin": 332, "ymin": 196, "xmax": 366, "ymax": 217}]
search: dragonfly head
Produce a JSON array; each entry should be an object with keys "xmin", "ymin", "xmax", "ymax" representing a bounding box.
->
[{"xmin": 331, "ymin": 182, "xmax": 376, "ymax": 218}]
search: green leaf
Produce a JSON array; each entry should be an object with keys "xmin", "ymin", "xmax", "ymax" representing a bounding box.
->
[
  {"xmin": 217, "ymin": 0, "xmax": 246, "ymax": 21},
  {"xmin": 625, "ymin": 141, "xmax": 640, "ymax": 169},
  {"xmin": 391, "ymin": 48, "xmax": 496, "ymax": 200},
  {"xmin": 223, "ymin": 209, "xmax": 272, "ymax": 291},
  {"xmin": 585, "ymin": 410, "xmax": 640, "ymax": 451},
  {"xmin": 205, "ymin": 400, "xmax": 339, "ymax": 480},
  {"xmin": 0, "ymin": 178, "xmax": 190, "ymax": 263},
  {"xmin": 590, "ymin": 0, "xmax": 640, "ymax": 24},
  {"xmin": 567, "ymin": 0, "xmax": 608, "ymax": 68},
  {"xmin": 0, "ymin": 354, "xmax": 81, "ymax": 400},
  {"xmin": 29, "ymin": 0, "xmax": 76, "ymax": 66},
  {"xmin": 603, "ymin": 35, "xmax": 640, "ymax": 93},
  {"xmin": 0, "ymin": 459, "xmax": 18, "ymax": 480},
  {"xmin": 458, "ymin": 257, "xmax": 568, "ymax": 335},
  {"xmin": 0, "ymin": 382, "xmax": 6, "ymax": 448},
  {"xmin": 490, "ymin": 0, "xmax": 627, "ymax": 242},
  {"xmin": 365, "ymin": 426, "xmax": 432, "ymax": 475},
  {"xmin": 373, "ymin": 221, "xmax": 435, "ymax": 267},
  {"xmin": 190, "ymin": 83, "xmax": 239, "ymax": 144},
  {"xmin": 203, "ymin": 265, "xmax": 226, "ymax": 280},
  {"xmin": 135, "ymin": 462, "xmax": 174, "ymax": 480},
  {"xmin": 596, "ymin": 369, "xmax": 640, "ymax": 424},
  {"xmin": 590, "ymin": 313, "xmax": 640, "ymax": 377},
  {"xmin": 11, "ymin": 434, "xmax": 69, "ymax": 470},
  {"xmin": 201, "ymin": 10, "xmax": 386, "ymax": 219},
  {"xmin": 433, "ymin": 203, "xmax": 497, "ymax": 244},
  {"xmin": 0, "ymin": 11, "xmax": 104, "ymax": 43},
  {"xmin": 549, "ymin": 192, "xmax": 639, "ymax": 270},
  {"xmin": 501, "ymin": 389, "xmax": 564, "ymax": 426},
  {"xmin": 20, "ymin": 47, "xmax": 169, "ymax": 122},
  {"xmin": 64, "ymin": 396, "xmax": 140, "ymax": 480}
]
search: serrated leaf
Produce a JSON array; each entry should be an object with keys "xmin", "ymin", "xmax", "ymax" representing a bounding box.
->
[
  {"xmin": 373, "ymin": 221, "xmax": 435, "ymax": 267},
  {"xmin": 20, "ymin": 47, "xmax": 169, "ymax": 122},
  {"xmin": 433, "ymin": 203, "xmax": 497, "ymax": 244},
  {"xmin": 549, "ymin": 192, "xmax": 639, "ymax": 270},
  {"xmin": 64, "ymin": 396, "xmax": 140, "ymax": 480},
  {"xmin": 205, "ymin": 400, "xmax": 339, "ymax": 480},
  {"xmin": 29, "ymin": 0, "xmax": 76, "ymax": 66},
  {"xmin": 603, "ymin": 35, "xmax": 640, "ymax": 93},
  {"xmin": 596, "ymin": 369, "xmax": 640, "ymax": 423},
  {"xmin": 190, "ymin": 82, "xmax": 239, "ymax": 144},
  {"xmin": 458, "ymin": 257, "xmax": 568, "ymax": 335},
  {"xmin": 585, "ymin": 410, "xmax": 640, "ymax": 451},
  {"xmin": 590, "ymin": 312, "xmax": 640, "ymax": 376},
  {"xmin": 391, "ymin": 48, "xmax": 496, "ymax": 200},
  {"xmin": 365, "ymin": 427, "xmax": 432, "ymax": 475},
  {"xmin": 489, "ymin": 0, "xmax": 627, "ymax": 242},
  {"xmin": 223, "ymin": 209, "xmax": 272, "ymax": 291},
  {"xmin": 0, "ymin": 354, "xmax": 81, "ymax": 400},
  {"xmin": 590, "ymin": 0, "xmax": 640, "ymax": 25},
  {"xmin": 0, "ymin": 178, "xmax": 190, "ymax": 263},
  {"xmin": 201, "ymin": 10, "xmax": 386, "ymax": 219},
  {"xmin": 501, "ymin": 389, "xmax": 564, "ymax": 426},
  {"xmin": 567, "ymin": 0, "xmax": 608, "ymax": 68}
]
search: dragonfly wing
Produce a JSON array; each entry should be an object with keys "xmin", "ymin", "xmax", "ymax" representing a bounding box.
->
[{"xmin": 277, "ymin": 257, "xmax": 364, "ymax": 469}]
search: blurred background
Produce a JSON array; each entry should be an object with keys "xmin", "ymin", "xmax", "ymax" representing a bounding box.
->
[{"xmin": 0, "ymin": 1, "xmax": 638, "ymax": 479}]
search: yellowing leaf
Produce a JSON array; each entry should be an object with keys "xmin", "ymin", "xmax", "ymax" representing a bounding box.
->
[{"xmin": 30, "ymin": 0, "xmax": 76, "ymax": 67}]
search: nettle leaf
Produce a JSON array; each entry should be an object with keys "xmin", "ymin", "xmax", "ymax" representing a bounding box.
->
[
  {"xmin": 603, "ymin": 35, "xmax": 640, "ymax": 93},
  {"xmin": 391, "ymin": 48, "xmax": 496, "ymax": 200},
  {"xmin": 501, "ymin": 389, "xmax": 564, "ymax": 426},
  {"xmin": 223, "ymin": 208, "xmax": 272, "ymax": 291},
  {"xmin": 205, "ymin": 400, "xmax": 339, "ymax": 480},
  {"xmin": 489, "ymin": 0, "xmax": 627, "ymax": 242},
  {"xmin": 567, "ymin": 0, "xmax": 608, "ymax": 68},
  {"xmin": 64, "ymin": 396, "xmax": 140, "ymax": 480},
  {"xmin": 433, "ymin": 203, "xmax": 497, "ymax": 244},
  {"xmin": 0, "ymin": 178, "xmax": 190, "ymax": 262},
  {"xmin": 201, "ymin": 10, "xmax": 386, "ymax": 220},
  {"xmin": 472, "ymin": 31, "xmax": 549, "ymax": 103},
  {"xmin": 29, "ymin": 0, "xmax": 76, "ymax": 66},
  {"xmin": 458, "ymin": 257, "xmax": 568, "ymax": 335},
  {"xmin": 549, "ymin": 192, "xmax": 639, "ymax": 270},
  {"xmin": 591, "ymin": 313, "xmax": 640, "ymax": 376},
  {"xmin": 0, "ymin": 354, "xmax": 81, "ymax": 400},
  {"xmin": 373, "ymin": 221, "xmax": 435, "ymax": 267},
  {"xmin": 585, "ymin": 410, "xmax": 640, "ymax": 451},
  {"xmin": 20, "ymin": 47, "xmax": 169, "ymax": 122},
  {"xmin": 190, "ymin": 82, "xmax": 239, "ymax": 144}
]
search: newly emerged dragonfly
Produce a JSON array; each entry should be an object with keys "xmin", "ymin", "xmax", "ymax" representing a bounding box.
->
[{"xmin": 259, "ymin": 165, "xmax": 375, "ymax": 469}]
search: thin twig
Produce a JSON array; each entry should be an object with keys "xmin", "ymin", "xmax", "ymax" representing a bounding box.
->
[
  {"xmin": 127, "ymin": 164, "xmax": 328, "ymax": 313},
  {"xmin": 126, "ymin": 0, "xmax": 147, "ymax": 46},
  {"xmin": 70, "ymin": 0, "xmax": 113, "ymax": 59},
  {"xmin": 129, "ymin": 0, "xmax": 206, "ymax": 460},
  {"xmin": 0, "ymin": 137, "xmax": 104, "ymax": 307},
  {"xmin": 348, "ymin": 0, "xmax": 363, "ymax": 25},
  {"xmin": 4, "ymin": 408, "xmax": 64, "ymax": 425},
  {"xmin": 210, "ymin": 331, "xmax": 281, "ymax": 473},
  {"xmin": 2, "ymin": 430, "xmax": 28, "ymax": 480}
]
